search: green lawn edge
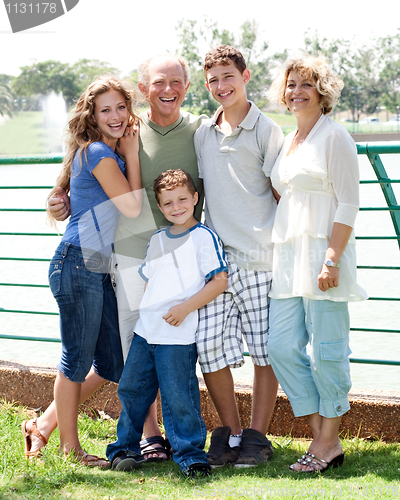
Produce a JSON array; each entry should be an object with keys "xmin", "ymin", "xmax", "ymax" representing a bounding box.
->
[{"xmin": 1, "ymin": 401, "xmax": 399, "ymax": 500}]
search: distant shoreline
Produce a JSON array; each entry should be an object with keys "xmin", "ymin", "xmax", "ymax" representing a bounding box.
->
[{"xmin": 350, "ymin": 132, "xmax": 400, "ymax": 141}]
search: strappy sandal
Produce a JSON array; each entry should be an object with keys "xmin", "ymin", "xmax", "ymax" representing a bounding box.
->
[
  {"xmin": 64, "ymin": 449, "xmax": 111, "ymax": 469},
  {"xmin": 290, "ymin": 450, "xmax": 344, "ymax": 473},
  {"xmin": 21, "ymin": 418, "xmax": 48, "ymax": 459},
  {"xmin": 76, "ymin": 451, "xmax": 111, "ymax": 469},
  {"xmin": 140, "ymin": 436, "xmax": 170, "ymax": 462}
]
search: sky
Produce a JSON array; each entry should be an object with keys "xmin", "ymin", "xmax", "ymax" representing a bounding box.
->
[{"xmin": 1, "ymin": 0, "xmax": 400, "ymax": 78}]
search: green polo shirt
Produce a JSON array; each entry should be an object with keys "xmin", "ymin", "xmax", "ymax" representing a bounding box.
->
[{"xmin": 114, "ymin": 110, "xmax": 207, "ymax": 259}]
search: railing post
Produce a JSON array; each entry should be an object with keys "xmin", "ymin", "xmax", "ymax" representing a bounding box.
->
[{"xmin": 357, "ymin": 142, "xmax": 400, "ymax": 250}]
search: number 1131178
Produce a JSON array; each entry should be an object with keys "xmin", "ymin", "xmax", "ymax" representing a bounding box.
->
[{"xmin": 5, "ymin": 3, "xmax": 58, "ymax": 14}]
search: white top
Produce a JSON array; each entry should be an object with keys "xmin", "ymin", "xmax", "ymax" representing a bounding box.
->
[
  {"xmin": 135, "ymin": 222, "xmax": 228, "ymax": 345},
  {"xmin": 195, "ymin": 102, "xmax": 284, "ymax": 271},
  {"xmin": 270, "ymin": 114, "xmax": 368, "ymax": 302}
]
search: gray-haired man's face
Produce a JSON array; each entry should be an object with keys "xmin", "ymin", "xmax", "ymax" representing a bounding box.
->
[{"xmin": 140, "ymin": 56, "xmax": 190, "ymax": 125}]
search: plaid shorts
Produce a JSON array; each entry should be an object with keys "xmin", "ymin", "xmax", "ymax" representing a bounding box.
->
[{"xmin": 196, "ymin": 263, "xmax": 273, "ymax": 373}]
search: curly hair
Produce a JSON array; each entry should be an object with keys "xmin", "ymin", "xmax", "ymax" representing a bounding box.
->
[
  {"xmin": 268, "ymin": 55, "xmax": 343, "ymax": 115},
  {"xmin": 153, "ymin": 169, "xmax": 196, "ymax": 203},
  {"xmin": 203, "ymin": 45, "xmax": 247, "ymax": 75},
  {"xmin": 47, "ymin": 76, "xmax": 139, "ymax": 225}
]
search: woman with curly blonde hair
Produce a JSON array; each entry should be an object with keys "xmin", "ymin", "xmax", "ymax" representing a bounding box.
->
[
  {"xmin": 267, "ymin": 55, "xmax": 368, "ymax": 473},
  {"xmin": 22, "ymin": 76, "xmax": 142, "ymax": 468}
]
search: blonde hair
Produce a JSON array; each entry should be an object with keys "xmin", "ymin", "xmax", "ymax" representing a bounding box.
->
[
  {"xmin": 47, "ymin": 76, "xmax": 139, "ymax": 225},
  {"xmin": 268, "ymin": 55, "xmax": 343, "ymax": 115}
]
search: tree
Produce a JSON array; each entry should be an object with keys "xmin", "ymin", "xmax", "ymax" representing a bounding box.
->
[
  {"xmin": 238, "ymin": 20, "xmax": 271, "ymax": 108},
  {"xmin": 0, "ymin": 74, "xmax": 15, "ymax": 116},
  {"xmin": 12, "ymin": 60, "xmax": 80, "ymax": 107},
  {"xmin": 377, "ymin": 31, "xmax": 400, "ymax": 118},
  {"xmin": 176, "ymin": 18, "xmax": 272, "ymax": 115},
  {"xmin": 11, "ymin": 59, "xmax": 124, "ymax": 111},
  {"xmin": 303, "ymin": 30, "xmax": 381, "ymax": 122},
  {"xmin": 0, "ymin": 74, "xmax": 13, "ymax": 87},
  {"xmin": 0, "ymin": 83, "xmax": 14, "ymax": 116},
  {"xmin": 175, "ymin": 18, "xmax": 217, "ymax": 115},
  {"xmin": 70, "ymin": 59, "xmax": 120, "ymax": 94}
]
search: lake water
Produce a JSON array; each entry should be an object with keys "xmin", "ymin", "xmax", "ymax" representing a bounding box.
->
[{"xmin": 0, "ymin": 154, "xmax": 399, "ymax": 392}]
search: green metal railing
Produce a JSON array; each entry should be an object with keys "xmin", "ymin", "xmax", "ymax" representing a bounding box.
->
[
  {"xmin": 0, "ymin": 147, "xmax": 399, "ymax": 367},
  {"xmin": 357, "ymin": 143, "xmax": 400, "ymax": 252}
]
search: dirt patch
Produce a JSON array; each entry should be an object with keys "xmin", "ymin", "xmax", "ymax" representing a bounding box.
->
[{"xmin": 1, "ymin": 360, "xmax": 399, "ymax": 441}]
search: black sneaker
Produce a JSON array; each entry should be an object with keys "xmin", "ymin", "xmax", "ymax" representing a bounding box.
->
[
  {"xmin": 111, "ymin": 450, "xmax": 145, "ymax": 471},
  {"xmin": 234, "ymin": 428, "xmax": 273, "ymax": 468},
  {"xmin": 182, "ymin": 463, "xmax": 211, "ymax": 478},
  {"xmin": 206, "ymin": 426, "xmax": 240, "ymax": 467}
]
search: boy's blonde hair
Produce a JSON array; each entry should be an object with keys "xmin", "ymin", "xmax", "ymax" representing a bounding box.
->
[{"xmin": 153, "ymin": 169, "xmax": 196, "ymax": 203}]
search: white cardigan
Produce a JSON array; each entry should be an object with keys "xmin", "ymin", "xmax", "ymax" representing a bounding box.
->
[{"xmin": 270, "ymin": 114, "xmax": 368, "ymax": 302}]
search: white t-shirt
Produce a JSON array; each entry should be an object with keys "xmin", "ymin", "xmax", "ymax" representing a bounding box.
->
[
  {"xmin": 270, "ymin": 114, "xmax": 368, "ymax": 302},
  {"xmin": 134, "ymin": 222, "xmax": 228, "ymax": 345}
]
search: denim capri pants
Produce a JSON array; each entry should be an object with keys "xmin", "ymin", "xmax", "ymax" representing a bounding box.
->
[
  {"xmin": 49, "ymin": 242, "xmax": 124, "ymax": 384},
  {"xmin": 268, "ymin": 297, "xmax": 351, "ymax": 418}
]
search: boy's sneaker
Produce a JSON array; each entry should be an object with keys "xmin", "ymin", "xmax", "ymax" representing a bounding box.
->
[
  {"xmin": 234, "ymin": 428, "xmax": 273, "ymax": 467},
  {"xmin": 206, "ymin": 426, "xmax": 240, "ymax": 467},
  {"xmin": 182, "ymin": 463, "xmax": 211, "ymax": 478},
  {"xmin": 111, "ymin": 450, "xmax": 145, "ymax": 471}
]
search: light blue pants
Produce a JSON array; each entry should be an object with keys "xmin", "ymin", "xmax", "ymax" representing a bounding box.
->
[{"xmin": 268, "ymin": 297, "xmax": 351, "ymax": 418}]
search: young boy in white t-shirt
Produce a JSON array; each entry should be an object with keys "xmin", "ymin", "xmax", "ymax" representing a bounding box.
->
[{"xmin": 106, "ymin": 169, "xmax": 228, "ymax": 478}]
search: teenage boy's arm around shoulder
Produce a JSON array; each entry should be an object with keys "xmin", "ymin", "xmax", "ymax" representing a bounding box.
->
[{"xmin": 162, "ymin": 271, "xmax": 228, "ymax": 327}]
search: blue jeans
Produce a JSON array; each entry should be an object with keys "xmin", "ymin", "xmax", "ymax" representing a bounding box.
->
[
  {"xmin": 106, "ymin": 334, "xmax": 208, "ymax": 471},
  {"xmin": 268, "ymin": 297, "xmax": 351, "ymax": 418},
  {"xmin": 49, "ymin": 242, "xmax": 123, "ymax": 383}
]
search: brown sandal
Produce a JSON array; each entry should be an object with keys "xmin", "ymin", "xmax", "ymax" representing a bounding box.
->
[
  {"xmin": 21, "ymin": 418, "xmax": 48, "ymax": 459},
  {"xmin": 66, "ymin": 450, "xmax": 111, "ymax": 469}
]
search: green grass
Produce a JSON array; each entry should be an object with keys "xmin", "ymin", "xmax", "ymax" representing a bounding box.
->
[
  {"xmin": 0, "ymin": 112, "xmax": 48, "ymax": 155},
  {"xmin": 264, "ymin": 112, "xmax": 296, "ymax": 136},
  {"xmin": 1, "ymin": 401, "xmax": 399, "ymax": 500},
  {"xmin": 265, "ymin": 112, "xmax": 296, "ymax": 127},
  {"xmin": 340, "ymin": 122, "xmax": 400, "ymax": 135}
]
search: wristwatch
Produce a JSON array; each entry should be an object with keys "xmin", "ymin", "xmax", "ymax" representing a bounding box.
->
[{"xmin": 324, "ymin": 259, "xmax": 340, "ymax": 268}]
